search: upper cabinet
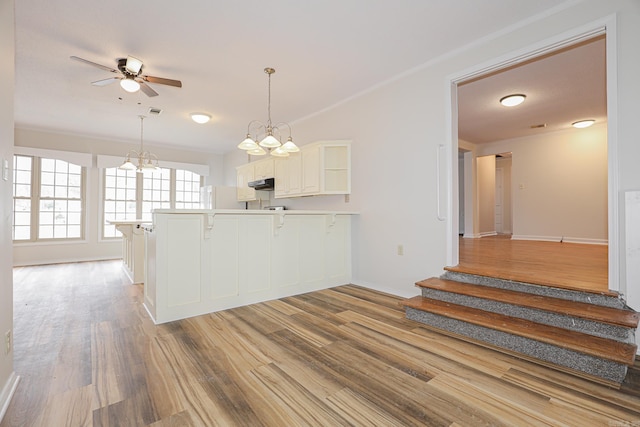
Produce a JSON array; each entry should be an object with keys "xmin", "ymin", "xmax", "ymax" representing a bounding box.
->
[
  {"xmin": 277, "ymin": 140, "xmax": 350, "ymax": 199},
  {"xmin": 236, "ymin": 162, "xmax": 256, "ymax": 201},
  {"xmin": 253, "ymin": 158, "xmax": 274, "ymax": 180},
  {"xmin": 239, "ymin": 140, "xmax": 351, "ymax": 201}
]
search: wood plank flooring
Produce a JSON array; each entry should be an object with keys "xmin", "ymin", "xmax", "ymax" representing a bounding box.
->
[
  {"xmin": 451, "ymin": 235, "xmax": 610, "ymax": 295},
  {"xmin": 3, "ymin": 260, "xmax": 640, "ymax": 426}
]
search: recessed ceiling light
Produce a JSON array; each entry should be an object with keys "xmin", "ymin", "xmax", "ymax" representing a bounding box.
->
[
  {"xmin": 500, "ymin": 94, "xmax": 526, "ymax": 107},
  {"xmin": 572, "ymin": 119, "xmax": 595, "ymax": 128},
  {"xmin": 191, "ymin": 113, "xmax": 211, "ymax": 124}
]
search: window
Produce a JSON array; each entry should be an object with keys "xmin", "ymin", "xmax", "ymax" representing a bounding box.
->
[
  {"xmin": 101, "ymin": 167, "xmax": 203, "ymax": 238},
  {"xmin": 12, "ymin": 155, "xmax": 32, "ymax": 241},
  {"xmin": 175, "ymin": 169, "xmax": 202, "ymax": 209},
  {"xmin": 12, "ymin": 155, "xmax": 85, "ymax": 242},
  {"xmin": 142, "ymin": 167, "xmax": 171, "ymax": 221},
  {"xmin": 103, "ymin": 167, "xmax": 137, "ymax": 238}
]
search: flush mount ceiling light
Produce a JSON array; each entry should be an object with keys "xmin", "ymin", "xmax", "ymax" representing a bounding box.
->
[
  {"xmin": 238, "ymin": 67, "xmax": 298, "ymax": 157},
  {"xmin": 119, "ymin": 115, "xmax": 160, "ymax": 173},
  {"xmin": 572, "ymin": 119, "xmax": 595, "ymax": 128},
  {"xmin": 191, "ymin": 113, "xmax": 211, "ymax": 124},
  {"xmin": 499, "ymin": 94, "xmax": 526, "ymax": 107}
]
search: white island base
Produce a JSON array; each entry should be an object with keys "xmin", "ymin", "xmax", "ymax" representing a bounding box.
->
[{"xmin": 144, "ymin": 209, "xmax": 355, "ymax": 324}]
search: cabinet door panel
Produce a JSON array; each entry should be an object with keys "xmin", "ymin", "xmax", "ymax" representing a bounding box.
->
[{"xmin": 302, "ymin": 146, "xmax": 320, "ymax": 194}]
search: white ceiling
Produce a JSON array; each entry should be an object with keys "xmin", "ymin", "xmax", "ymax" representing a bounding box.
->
[
  {"xmin": 458, "ymin": 36, "xmax": 606, "ymax": 144},
  {"xmin": 14, "ymin": 0, "xmax": 594, "ymax": 155}
]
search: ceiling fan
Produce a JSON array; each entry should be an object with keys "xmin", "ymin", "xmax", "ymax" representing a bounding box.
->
[{"xmin": 70, "ymin": 55, "xmax": 182, "ymax": 97}]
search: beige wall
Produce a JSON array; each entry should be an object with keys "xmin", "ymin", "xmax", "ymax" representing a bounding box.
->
[
  {"xmin": 0, "ymin": 0, "xmax": 15, "ymax": 415},
  {"xmin": 477, "ymin": 123, "xmax": 607, "ymax": 243}
]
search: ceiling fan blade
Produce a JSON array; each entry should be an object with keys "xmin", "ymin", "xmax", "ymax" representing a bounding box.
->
[
  {"xmin": 91, "ymin": 77, "xmax": 121, "ymax": 86},
  {"xmin": 142, "ymin": 75, "xmax": 182, "ymax": 88},
  {"xmin": 70, "ymin": 56, "xmax": 119, "ymax": 73},
  {"xmin": 139, "ymin": 81, "xmax": 159, "ymax": 97}
]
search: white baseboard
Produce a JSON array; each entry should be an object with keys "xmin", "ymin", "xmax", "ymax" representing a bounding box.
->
[
  {"xmin": 13, "ymin": 256, "xmax": 120, "ymax": 267},
  {"xmin": 0, "ymin": 372, "xmax": 20, "ymax": 423},
  {"xmin": 511, "ymin": 235, "xmax": 608, "ymax": 245}
]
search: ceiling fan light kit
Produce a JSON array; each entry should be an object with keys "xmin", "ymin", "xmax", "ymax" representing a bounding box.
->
[
  {"xmin": 120, "ymin": 76, "xmax": 140, "ymax": 93},
  {"xmin": 238, "ymin": 67, "xmax": 298, "ymax": 157},
  {"xmin": 70, "ymin": 55, "xmax": 182, "ymax": 97},
  {"xmin": 500, "ymin": 94, "xmax": 526, "ymax": 107}
]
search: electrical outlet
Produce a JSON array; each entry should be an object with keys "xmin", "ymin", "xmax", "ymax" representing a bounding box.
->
[
  {"xmin": 4, "ymin": 330, "xmax": 10, "ymax": 355},
  {"xmin": 397, "ymin": 244, "xmax": 404, "ymax": 256}
]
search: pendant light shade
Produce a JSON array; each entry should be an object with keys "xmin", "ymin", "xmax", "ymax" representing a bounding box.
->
[{"xmin": 259, "ymin": 133, "xmax": 281, "ymax": 148}]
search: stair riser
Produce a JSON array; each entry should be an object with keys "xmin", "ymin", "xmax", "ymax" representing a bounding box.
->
[
  {"xmin": 421, "ymin": 288, "xmax": 634, "ymax": 342},
  {"xmin": 442, "ymin": 271, "xmax": 625, "ymax": 309},
  {"xmin": 406, "ymin": 307, "xmax": 628, "ymax": 384}
]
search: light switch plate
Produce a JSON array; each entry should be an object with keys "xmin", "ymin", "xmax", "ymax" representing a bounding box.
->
[{"xmin": 2, "ymin": 159, "xmax": 8, "ymax": 181}]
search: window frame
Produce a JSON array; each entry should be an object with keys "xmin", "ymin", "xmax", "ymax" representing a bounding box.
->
[
  {"xmin": 100, "ymin": 167, "xmax": 204, "ymax": 240},
  {"xmin": 12, "ymin": 154, "xmax": 87, "ymax": 243}
]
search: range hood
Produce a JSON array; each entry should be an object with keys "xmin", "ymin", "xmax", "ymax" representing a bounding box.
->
[{"xmin": 248, "ymin": 177, "xmax": 275, "ymax": 190}]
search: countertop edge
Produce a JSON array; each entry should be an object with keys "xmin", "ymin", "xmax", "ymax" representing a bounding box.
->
[{"xmin": 152, "ymin": 209, "xmax": 359, "ymax": 215}]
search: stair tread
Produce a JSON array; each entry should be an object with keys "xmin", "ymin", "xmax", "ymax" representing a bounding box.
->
[
  {"xmin": 402, "ymin": 296, "xmax": 637, "ymax": 366},
  {"xmin": 416, "ymin": 277, "xmax": 639, "ymax": 329}
]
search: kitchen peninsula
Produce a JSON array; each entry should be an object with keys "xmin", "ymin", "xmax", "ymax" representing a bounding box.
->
[{"xmin": 144, "ymin": 209, "xmax": 356, "ymax": 324}]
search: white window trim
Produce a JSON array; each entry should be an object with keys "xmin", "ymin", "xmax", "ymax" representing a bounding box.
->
[
  {"xmin": 97, "ymin": 155, "xmax": 209, "ymax": 176},
  {"xmin": 15, "ymin": 147, "xmax": 92, "ymax": 168}
]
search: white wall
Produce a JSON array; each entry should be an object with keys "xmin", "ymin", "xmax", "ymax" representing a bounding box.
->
[
  {"xmin": 0, "ymin": 0, "xmax": 16, "ymax": 418},
  {"xmin": 13, "ymin": 128, "xmax": 224, "ymax": 266},
  {"xmin": 477, "ymin": 124, "xmax": 608, "ymax": 243},
  {"xmin": 496, "ymin": 157, "xmax": 513, "ymax": 234},
  {"xmin": 476, "ymin": 155, "xmax": 496, "ymax": 236},
  {"xmin": 223, "ymin": 0, "xmax": 639, "ymax": 301}
]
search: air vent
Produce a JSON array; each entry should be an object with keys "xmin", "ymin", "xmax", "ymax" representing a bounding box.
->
[{"xmin": 148, "ymin": 107, "xmax": 163, "ymax": 115}]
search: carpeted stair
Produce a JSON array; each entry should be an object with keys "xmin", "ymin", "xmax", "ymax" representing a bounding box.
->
[{"xmin": 402, "ymin": 271, "xmax": 639, "ymax": 386}]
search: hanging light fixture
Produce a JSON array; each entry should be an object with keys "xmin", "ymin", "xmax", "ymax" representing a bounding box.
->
[
  {"xmin": 119, "ymin": 115, "xmax": 160, "ymax": 173},
  {"xmin": 238, "ymin": 67, "xmax": 299, "ymax": 157}
]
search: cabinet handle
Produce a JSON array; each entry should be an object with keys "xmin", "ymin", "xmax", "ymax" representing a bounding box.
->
[{"xmin": 436, "ymin": 144, "xmax": 446, "ymax": 221}]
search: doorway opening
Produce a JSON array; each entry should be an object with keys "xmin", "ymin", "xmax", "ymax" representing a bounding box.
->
[{"xmin": 448, "ymin": 26, "xmax": 615, "ymax": 293}]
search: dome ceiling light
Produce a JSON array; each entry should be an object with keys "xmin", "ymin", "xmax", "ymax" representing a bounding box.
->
[
  {"xmin": 499, "ymin": 94, "xmax": 526, "ymax": 107},
  {"xmin": 572, "ymin": 119, "xmax": 595, "ymax": 128},
  {"xmin": 191, "ymin": 113, "xmax": 211, "ymax": 124}
]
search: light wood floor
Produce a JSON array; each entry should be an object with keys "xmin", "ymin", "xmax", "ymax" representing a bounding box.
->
[
  {"xmin": 4, "ymin": 260, "xmax": 640, "ymax": 426},
  {"xmin": 452, "ymin": 235, "xmax": 610, "ymax": 295}
]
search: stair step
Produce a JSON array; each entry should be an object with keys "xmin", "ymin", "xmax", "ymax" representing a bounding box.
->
[
  {"xmin": 416, "ymin": 278, "xmax": 639, "ymax": 329},
  {"xmin": 402, "ymin": 296, "xmax": 637, "ymax": 366},
  {"xmin": 441, "ymin": 271, "xmax": 624, "ymax": 309}
]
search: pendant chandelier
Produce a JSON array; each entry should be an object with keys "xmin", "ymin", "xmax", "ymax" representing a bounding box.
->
[
  {"xmin": 238, "ymin": 67, "xmax": 299, "ymax": 157},
  {"xmin": 119, "ymin": 115, "xmax": 160, "ymax": 173}
]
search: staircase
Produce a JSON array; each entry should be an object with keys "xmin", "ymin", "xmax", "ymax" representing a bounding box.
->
[{"xmin": 402, "ymin": 270, "xmax": 639, "ymax": 386}]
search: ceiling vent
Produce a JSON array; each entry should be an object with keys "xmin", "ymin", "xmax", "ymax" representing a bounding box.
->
[{"xmin": 148, "ymin": 107, "xmax": 162, "ymax": 115}]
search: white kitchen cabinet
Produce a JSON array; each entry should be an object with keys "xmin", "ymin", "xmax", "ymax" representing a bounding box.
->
[
  {"xmin": 253, "ymin": 158, "xmax": 274, "ymax": 180},
  {"xmin": 236, "ymin": 158, "xmax": 275, "ymax": 201},
  {"xmin": 301, "ymin": 144, "xmax": 321, "ymax": 194},
  {"xmin": 275, "ymin": 140, "xmax": 350, "ymax": 198},
  {"xmin": 144, "ymin": 209, "xmax": 356, "ymax": 324},
  {"xmin": 274, "ymin": 154, "xmax": 301, "ymax": 198},
  {"xmin": 236, "ymin": 163, "xmax": 256, "ymax": 201}
]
